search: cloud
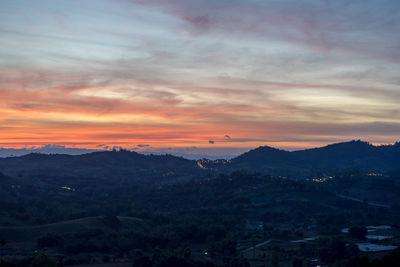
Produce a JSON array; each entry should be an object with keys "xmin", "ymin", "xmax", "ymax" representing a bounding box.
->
[
  {"xmin": 96, "ymin": 144, "xmax": 110, "ymax": 150},
  {"xmin": 131, "ymin": 0, "xmax": 400, "ymax": 59},
  {"xmin": 137, "ymin": 144, "xmax": 151, "ymax": 148},
  {"xmin": 0, "ymin": 0, "xmax": 399, "ymax": 150}
]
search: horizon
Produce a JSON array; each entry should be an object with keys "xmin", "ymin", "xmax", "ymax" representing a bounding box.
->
[
  {"xmin": 1, "ymin": 139, "xmax": 399, "ymax": 160},
  {"xmin": 1, "ymin": 1, "xmax": 400, "ymax": 153}
]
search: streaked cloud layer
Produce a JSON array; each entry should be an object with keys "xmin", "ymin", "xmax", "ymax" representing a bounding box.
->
[{"xmin": 0, "ymin": 0, "xmax": 399, "ymax": 153}]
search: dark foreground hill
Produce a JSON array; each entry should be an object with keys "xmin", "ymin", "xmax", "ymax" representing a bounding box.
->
[
  {"xmin": 227, "ymin": 140, "xmax": 400, "ymax": 176},
  {"xmin": 1, "ymin": 141, "xmax": 400, "ymax": 266},
  {"xmin": 0, "ymin": 149, "xmax": 201, "ymax": 184}
]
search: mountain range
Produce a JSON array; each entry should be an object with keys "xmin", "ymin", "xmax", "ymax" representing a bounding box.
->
[
  {"xmin": 0, "ymin": 140, "xmax": 399, "ymax": 180},
  {"xmin": 0, "ymin": 145, "xmax": 99, "ymax": 157},
  {"xmin": 227, "ymin": 140, "xmax": 400, "ymax": 175}
]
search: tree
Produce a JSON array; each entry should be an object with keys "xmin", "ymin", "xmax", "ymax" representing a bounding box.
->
[
  {"xmin": 30, "ymin": 253, "xmax": 57, "ymax": 267},
  {"xmin": 183, "ymin": 246, "xmax": 191, "ymax": 259},
  {"xmin": 271, "ymin": 251, "xmax": 280, "ymax": 267},
  {"xmin": 348, "ymin": 255, "xmax": 371, "ymax": 267},
  {"xmin": 292, "ymin": 257, "xmax": 303, "ymax": 267},
  {"xmin": 0, "ymin": 240, "xmax": 6, "ymax": 263},
  {"xmin": 102, "ymin": 256, "xmax": 110, "ymax": 263},
  {"xmin": 349, "ymin": 226, "xmax": 367, "ymax": 240},
  {"xmin": 37, "ymin": 234, "xmax": 63, "ymax": 248},
  {"xmin": 102, "ymin": 215, "xmax": 121, "ymax": 230},
  {"xmin": 132, "ymin": 251, "xmax": 152, "ymax": 267}
]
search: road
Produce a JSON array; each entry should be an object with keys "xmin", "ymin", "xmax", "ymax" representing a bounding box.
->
[
  {"xmin": 240, "ymin": 240, "xmax": 271, "ymax": 254},
  {"xmin": 336, "ymin": 194, "xmax": 391, "ymax": 208}
]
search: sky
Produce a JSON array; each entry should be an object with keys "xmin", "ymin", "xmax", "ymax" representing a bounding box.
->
[{"xmin": 0, "ymin": 0, "xmax": 399, "ymax": 156}]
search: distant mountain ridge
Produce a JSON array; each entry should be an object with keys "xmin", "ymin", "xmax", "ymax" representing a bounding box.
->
[
  {"xmin": 0, "ymin": 145, "xmax": 99, "ymax": 157},
  {"xmin": 229, "ymin": 140, "xmax": 400, "ymax": 175},
  {"xmin": 0, "ymin": 140, "xmax": 399, "ymax": 180},
  {"xmin": 0, "ymin": 149, "xmax": 201, "ymax": 182},
  {"xmin": 0, "ymin": 145, "xmax": 236, "ymax": 160}
]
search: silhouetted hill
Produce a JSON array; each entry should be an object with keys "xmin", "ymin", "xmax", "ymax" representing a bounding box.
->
[
  {"xmin": 0, "ymin": 145, "xmax": 99, "ymax": 157},
  {"xmin": 228, "ymin": 140, "xmax": 400, "ymax": 175},
  {"xmin": 0, "ymin": 141, "xmax": 399, "ymax": 181},
  {"xmin": 234, "ymin": 146, "xmax": 289, "ymax": 162},
  {"xmin": 0, "ymin": 150, "xmax": 201, "ymax": 183},
  {"xmin": 229, "ymin": 146, "xmax": 301, "ymax": 174}
]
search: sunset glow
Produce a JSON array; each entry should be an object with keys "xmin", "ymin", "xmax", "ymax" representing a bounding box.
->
[{"xmin": 1, "ymin": 0, "xmax": 399, "ymax": 155}]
